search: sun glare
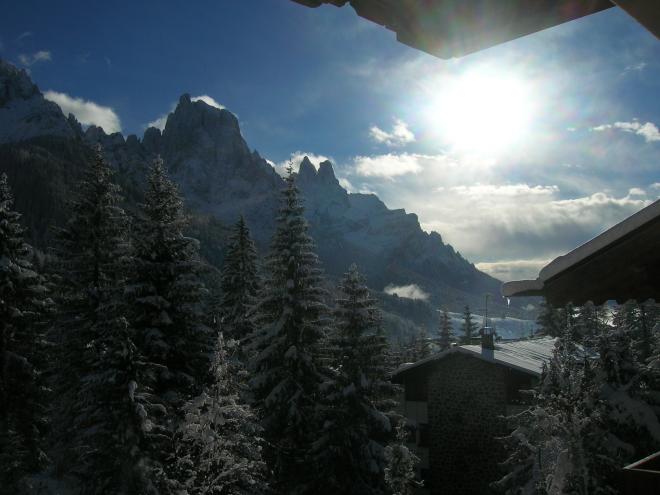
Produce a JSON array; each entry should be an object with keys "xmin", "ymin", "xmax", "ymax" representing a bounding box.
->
[{"xmin": 426, "ymin": 69, "xmax": 535, "ymax": 155}]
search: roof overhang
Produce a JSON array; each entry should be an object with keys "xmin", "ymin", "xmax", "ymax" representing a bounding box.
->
[
  {"xmin": 503, "ymin": 200, "xmax": 660, "ymax": 306},
  {"xmin": 292, "ymin": 0, "xmax": 625, "ymax": 59}
]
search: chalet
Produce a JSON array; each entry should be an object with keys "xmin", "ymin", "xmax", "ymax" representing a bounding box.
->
[{"xmin": 392, "ymin": 335, "xmax": 556, "ymax": 494}]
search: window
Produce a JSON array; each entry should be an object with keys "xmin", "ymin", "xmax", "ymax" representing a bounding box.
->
[{"xmin": 405, "ymin": 374, "xmax": 428, "ymax": 401}]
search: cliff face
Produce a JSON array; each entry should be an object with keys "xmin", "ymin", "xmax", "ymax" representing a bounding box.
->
[{"xmin": 0, "ymin": 59, "xmax": 503, "ymax": 312}]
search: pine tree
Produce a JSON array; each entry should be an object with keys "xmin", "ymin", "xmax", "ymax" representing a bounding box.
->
[
  {"xmin": 460, "ymin": 305, "xmax": 476, "ymax": 344},
  {"xmin": 312, "ymin": 264, "xmax": 397, "ymax": 495},
  {"xmin": 0, "ymin": 174, "xmax": 52, "ymax": 491},
  {"xmin": 574, "ymin": 301, "xmax": 603, "ymax": 345},
  {"xmin": 384, "ymin": 424, "xmax": 421, "ymax": 495},
  {"xmin": 175, "ymin": 334, "xmax": 267, "ymax": 495},
  {"xmin": 438, "ymin": 308, "xmax": 453, "ymax": 350},
  {"xmin": 498, "ymin": 305, "xmax": 660, "ymax": 494},
  {"xmin": 496, "ymin": 326, "xmax": 606, "ymax": 494},
  {"xmin": 404, "ymin": 326, "xmax": 432, "ymax": 362},
  {"xmin": 248, "ymin": 167, "xmax": 328, "ymax": 493},
  {"xmin": 128, "ymin": 157, "xmax": 212, "ymax": 490},
  {"xmin": 593, "ymin": 322, "xmax": 660, "ymax": 469},
  {"xmin": 536, "ymin": 300, "xmax": 562, "ymax": 337},
  {"xmin": 615, "ymin": 300, "xmax": 659, "ymax": 363},
  {"xmin": 219, "ymin": 216, "xmax": 260, "ymax": 343},
  {"xmin": 51, "ymin": 149, "xmax": 160, "ymax": 493}
]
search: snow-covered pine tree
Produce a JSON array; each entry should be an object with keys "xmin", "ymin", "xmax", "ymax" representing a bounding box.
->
[
  {"xmin": 51, "ymin": 149, "xmax": 160, "ymax": 493},
  {"xmin": 438, "ymin": 308, "xmax": 453, "ymax": 350},
  {"xmin": 536, "ymin": 300, "xmax": 563, "ymax": 337},
  {"xmin": 219, "ymin": 215, "xmax": 260, "ymax": 343},
  {"xmin": 248, "ymin": 166, "xmax": 328, "ymax": 494},
  {"xmin": 460, "ymin": 305, "xmax": 476, "ymax": 344},
  {"xmin": 496, "ymin": 324, "xmax": 605, "ymax": 494},
  {"xmin": 614, "ymin": 300, "xmax": 659, "ymax": 363},
  {"xmin": 0, "ymin": 173, "xmax": 52, "ymax": 491},
  {"xmin": 499, "ymin": 304, "xmax": 660, "ymax": 494},
  {"xmin": 574, "ymin": 301, "xmax": 603, "ymax": 345},
  {"xmin": 591, "ymin": 318, "xmax": 660, "ymax": 475},
  {"xmin": 312, "ymin": 264, "xmax": 397, "ymax": 495},
  {"xmin": 415, "ymin": 326, "xmax": 433, "ymax": 359},
  {"xmin": 404, "ymin": 326, "xmax": 432, "ymax": 362},
  {"xmin": 384, "ymin": 423, "xmax": 421, "ymax": 495},
  {"xmin": 175, "ymin": 333, "xmax": 267, "ymax": 495},
  {"xmin": 128, "ymin": 157, "xmax": 212, "ymax": 489}
]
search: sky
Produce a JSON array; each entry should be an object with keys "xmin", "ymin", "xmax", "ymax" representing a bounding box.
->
[{"xmin": 1, "ymin": 0, "xmax": 658, "ymax": 281}]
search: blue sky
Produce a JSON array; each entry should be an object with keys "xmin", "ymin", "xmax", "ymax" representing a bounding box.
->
[{"xmin": 1, "ymin": 1, "xmax": 658, "ymax": 280}]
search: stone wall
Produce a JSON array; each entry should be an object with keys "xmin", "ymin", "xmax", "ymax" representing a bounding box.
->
[{"xmin": 426, "ymin": 354, "xmax": 509, "ymax": 494}]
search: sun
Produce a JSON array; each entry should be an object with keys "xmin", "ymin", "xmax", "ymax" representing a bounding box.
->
[{"xmin": 425, "ymin": 68, "xmax": 535, "ymax": 155}]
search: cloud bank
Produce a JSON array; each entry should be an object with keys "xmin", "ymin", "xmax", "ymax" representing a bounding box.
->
[
  {"xmin": 334, "ymin": 150, "xmax": 656, "ymax": 281},
  {"xmin": 44, "ymin": 90, "xmax": 121, "ymax": 133}
]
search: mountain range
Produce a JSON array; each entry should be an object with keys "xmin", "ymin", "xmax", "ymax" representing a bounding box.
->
[{"xmin": 0, "ymin": 59, "xmax": 531, "ymax": 338}]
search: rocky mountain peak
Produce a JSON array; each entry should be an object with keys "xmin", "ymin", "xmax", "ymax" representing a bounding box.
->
[
  {"xmin": 296, "ymin": 156, "xmax": 342, "ymax": 191},
  {"xmin": 0, "ymin": 59, "xmax": 39, "ymax": 106},
  {"xmin": 142, "ymin": 126, "xmax": 162, "ymax": 154},
  {"xmin": 298, "ymin": 156, "xmax": 316, "ymax": 181},
  {"xmin": 0, "ymin": 59, "xmax": 78, "ymax": 144},
  {"xmin": 317, "ymin": 160, "xmax": 337, "ymax": 183},
  {"xmin": 161, "ymin": 93, "xmax": 247, "ymax": 159}
]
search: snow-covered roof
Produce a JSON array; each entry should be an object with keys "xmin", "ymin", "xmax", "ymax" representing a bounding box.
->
[
  {"xmin": 392, "ymin": 336, "xmax": 557, "ymax": 381},
  {"xmin": 502, "ymin": 199, "xmax": 660, "ymax": 305}
]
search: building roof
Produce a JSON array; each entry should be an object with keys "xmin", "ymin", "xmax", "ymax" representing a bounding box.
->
[
  {"xmin": 290, "ymin": 1, "xmax": 660, "ymax": 59},
  {"xmin": 502, "ymin": 199, "xmax": 660, "ymax": 306},
  {"xmin": 392, "ymin": 336, "xmax": 557, "ymax": 382}
]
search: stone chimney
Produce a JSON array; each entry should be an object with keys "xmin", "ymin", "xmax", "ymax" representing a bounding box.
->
[{"xmin": 481, "ymin": 326, "xmax": 495, "ymax": 350}]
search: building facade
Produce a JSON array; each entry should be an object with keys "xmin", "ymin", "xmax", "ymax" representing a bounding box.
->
[{"xmin": 393, "ymin": 337, "xmax": 556, "ymax": 494}]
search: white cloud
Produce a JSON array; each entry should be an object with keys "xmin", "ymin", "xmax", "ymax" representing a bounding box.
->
[
  {"xmin": 448, "ymin": 184, "xmax": 558, "ymax": 197},
  {"xmin": 369, "ymin": 118, "xmax": 415, "ymax": 147},
  {"xmin": 146, "ymin": 95, "xmax": 226, "ymax": 130},
  {"xmin": 384, "ymin": 283, "xmax": 429, "ymax": 301},
  {"xmin": 44, "ymin": 90, "xmax": 121, "ymax": 134},
  {"xmin": 191, "ymin": 95, "xmax": 224, "ymax": 110},
  {"xmin": 591, "ymin": 120, "xmax": 660, "ymax": 143},
  {"xmin": 339, "ymin": 148, "xmax": 654, "ymax": 270},
  {"xmin": 623, "ymin": 61, "xmax": 647, "ymax": 73},
  {"xmin": 147, "ymin": 114, "xmax": 168, "ymax": 131},
  {"xmin": 18, "ymin": 50, "xmax": 51, "ymax": 66},
  {"xmin": 353, "ymin": 153, "xmax": 427, "ymax": 178},
  {"xmin": 337, "ymin": 177, "xmax": 355, "ymax": 192},
  {"xmin": 15, "ymin": 31, "xmax": 32, "ymax": 43},
  {"xmin": 476, "ymin": 259, "xmax": 551, "ymax": 282},
  {"xmin": 419, "ymin": 187, "xmax": 652, "ymax": 265}
]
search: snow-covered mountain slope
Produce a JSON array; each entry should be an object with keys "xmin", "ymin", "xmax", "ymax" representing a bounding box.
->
[
  {"xmin": 0, "ymin": 60, "xmax": 79, "ymax": 144},
  {"xmin": 0, "ymin": 59, "xmax": 514, "ymax": 316}
]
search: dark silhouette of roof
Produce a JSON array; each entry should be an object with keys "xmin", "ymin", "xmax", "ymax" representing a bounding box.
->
[{"xmin": 291, "ymin": 1, "xmax": 660, "ymax": 59}]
